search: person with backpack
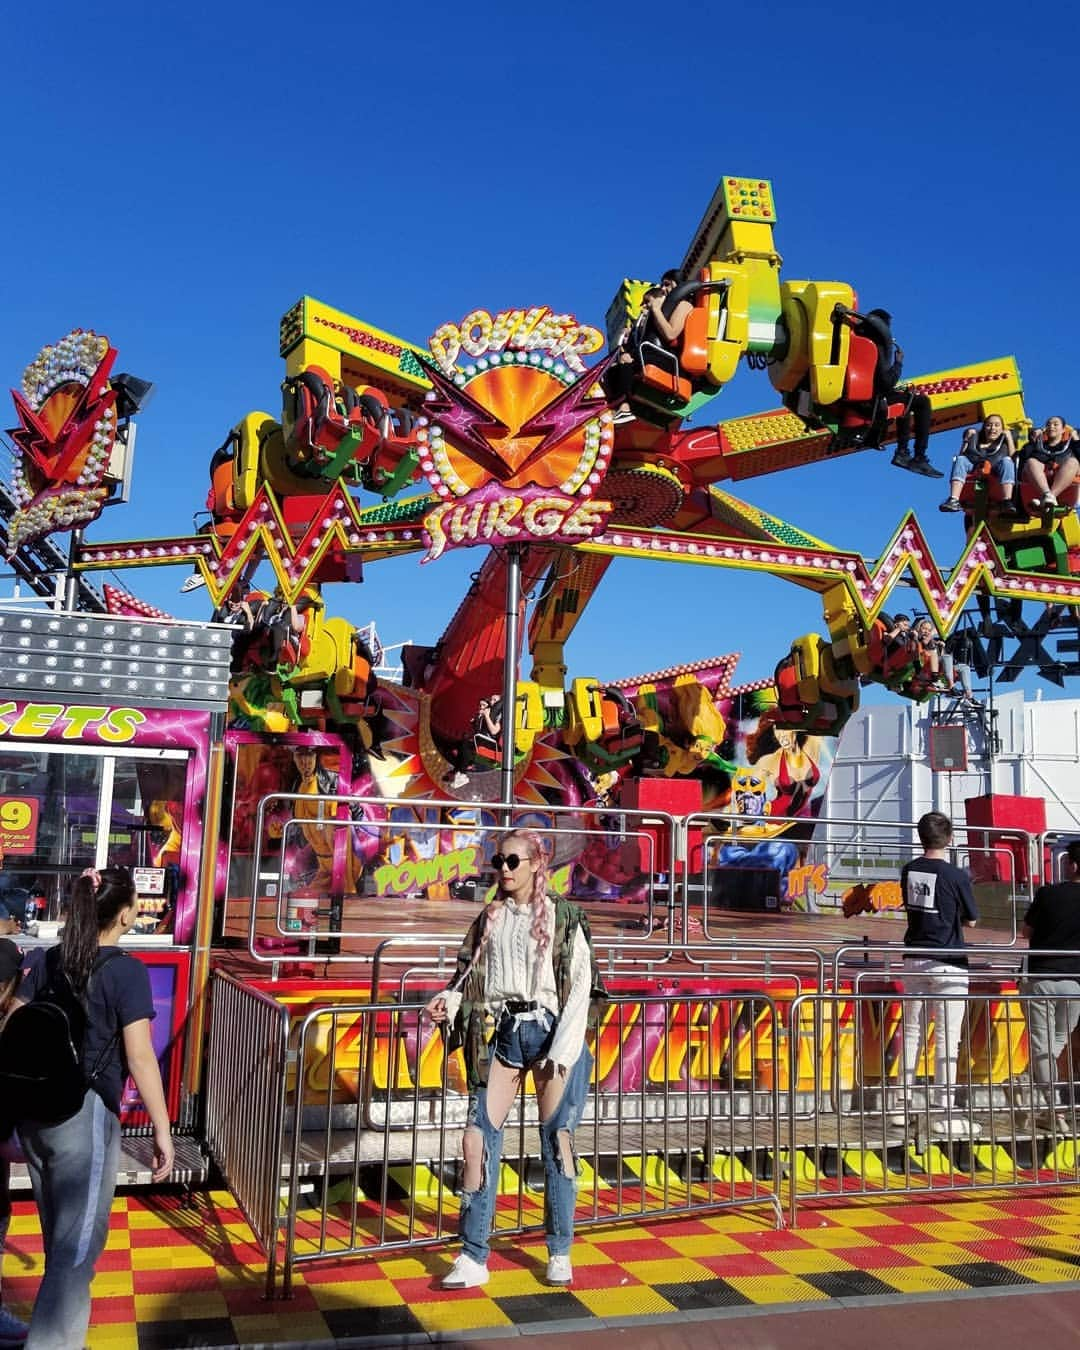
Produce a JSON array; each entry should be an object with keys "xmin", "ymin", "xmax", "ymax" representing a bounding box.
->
[
  {"xmin": 0, "ymin": 939, "xmax": 28, "ymax": 1346},
  {"xmin": 3, "ymin": 867, "xmax": 173, "ymax": 1349},
  {"xmin": 425, "ymin": 830, "xmax": 604, "ymax": 1291}
]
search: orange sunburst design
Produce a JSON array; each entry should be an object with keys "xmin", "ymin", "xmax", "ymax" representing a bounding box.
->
[
  {"xmin": 374, "ymin": 685, "xmax": 564, "ymax": 805},
  {"xmin": 440, "ymin": 365, "xmax": 596, "ymax": 492}
]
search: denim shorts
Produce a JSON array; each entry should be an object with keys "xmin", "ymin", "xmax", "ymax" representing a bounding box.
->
[{"xmin": 492, "ymin": 1006, "xmax": 556, "ymax": 1069}]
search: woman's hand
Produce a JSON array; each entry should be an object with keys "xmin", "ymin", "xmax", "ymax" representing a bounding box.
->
[
  {"xmin": 425, "ymin": 994, "xmax": 449, "ymax": 1023},
  {"xmin": 151, "ymin": 1122, "xmax": 175, "ymax": 1182}
]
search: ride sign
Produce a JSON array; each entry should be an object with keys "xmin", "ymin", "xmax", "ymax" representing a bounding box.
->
[{"xmin": 422, "ymin": 486, "xmax": 613, "ymax": 562}]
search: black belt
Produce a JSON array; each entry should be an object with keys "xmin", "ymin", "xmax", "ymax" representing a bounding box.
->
[{"xmin": 503, "ymin": 1000, "xmax": 538, "ymax": 1015}]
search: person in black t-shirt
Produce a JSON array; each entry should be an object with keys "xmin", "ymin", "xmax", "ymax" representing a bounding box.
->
[
  {"xmin": 14, "ymin": 867, "xmax": 173, "ymax": 1349},
  {"xmin": 1020, "ymin": 839, "xmax": 1080, "ymax": 1129},
  {"xmin": 892, "ymin": 812, "xmax": 979, "ymax": 1135}
]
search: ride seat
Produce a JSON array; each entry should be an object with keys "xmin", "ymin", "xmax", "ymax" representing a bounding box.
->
[
  {"xmin": 678, "ymin": 304, "xmax": 710, "ymax": 378},
  {"xmin": 843, "ymin": 334, "xmax": 878, "ymax": 404},
  {"xmin": 958, "ymin": 456, "xmax": 1014, "ymax": 510},
  {"xmin": 637, "ymin": 342, "xmax": 692, "ymax": 402},
  {"xmin": 835, "ymin": 335, "xmax": 908, "ymax": 434}
]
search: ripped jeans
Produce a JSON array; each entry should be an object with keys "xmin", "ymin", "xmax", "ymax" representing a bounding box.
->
[{"xmin": 459, "ymin": 1013, "xmax": 593, "ymax": 1264}]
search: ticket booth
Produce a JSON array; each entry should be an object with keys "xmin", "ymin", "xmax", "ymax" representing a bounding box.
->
[{"xmin": 0, "ymin": 606, "xmax": 231, "ymax": 1125}]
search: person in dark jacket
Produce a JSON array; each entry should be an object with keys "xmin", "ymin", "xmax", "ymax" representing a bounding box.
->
[{"xmin": 838, "ymin": 307, "xmax": 941, "ymax": 477}]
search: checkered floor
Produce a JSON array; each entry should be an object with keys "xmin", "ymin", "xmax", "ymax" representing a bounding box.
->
[{"xmin": 5, "ymin": 1189, "xmax": 1080, "ymax": 1347}]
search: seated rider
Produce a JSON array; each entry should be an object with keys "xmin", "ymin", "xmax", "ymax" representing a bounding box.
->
[
  {"xmin": 913, "ymin": 618, "xmax": 950, "ymax": 689},
  {"xmin": 939, "ymin": 413, "xmax": 1018, "ymax": 516},
  {"xmin": 444, "ymin": 695, "xmax": 503, "ymax": 790},
  {"xmin": 601, "ymin": 270, "xmax": 695, "ymax": 424},
  {"xmin": 883, "ymin": 613, "xmax": 914, "ymax": 657},
  {"xmin": 1019, "ymin": 415, "xmax": 1080, "ymax": 509},
  {"xmin": 836, "ymin": 307, "xmax": 941, "ymax": 477}
]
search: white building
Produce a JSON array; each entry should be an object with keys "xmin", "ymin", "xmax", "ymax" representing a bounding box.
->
[{"xmin": 823, "ymin": 691, "xmax": 1080, "ymax": 833}]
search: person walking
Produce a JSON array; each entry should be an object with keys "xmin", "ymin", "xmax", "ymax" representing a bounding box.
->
[
  {"xmin": 1020, "ymin": 840, "xmax": 1080, "ymax": 1133},
  {"xmin": 891, "ymin": 812, "xmax": 980, "ymax": 1136},
  {"xmin": 13, "ymin": 867, "xmax": 173, "ymax": 1350},
  {"xmin": 425, "ymin": 830, "xmax": 601, "ymax": 1289}
]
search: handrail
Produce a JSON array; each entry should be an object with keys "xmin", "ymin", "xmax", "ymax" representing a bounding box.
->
[
  {"xmin": 246, "ymin": 793, "xmax": 680, "ymax": 965},
  {"xmin": 786, "ymin": 987, "xmax": 1080, "ymax": 1227},
  {"xmin": 203, "ymin": 971, "xmax": 292, "ymax": 1297}
]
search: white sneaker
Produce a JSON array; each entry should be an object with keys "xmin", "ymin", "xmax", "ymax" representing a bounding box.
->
[
  {"xmin": 179, "ymin": 572, "xmax": 207, "ymax": 593},
  {"xmin": 0, "ymin": 1305, "xmax": 28, "ymax": 1346},
  {"xmin": 546, "ymin": 1253, "xmax": 573, "ymax": 1284},
  {"xmin": 931, "ymin": 1117, "xmax": 982, "ymax": 1138},
  {"xmin": 441, "ymin": 1253, "xmax": 489, "ymax": 1289},
  {"xmin": 886, "ymin": 1092, "xmax": 913, "ymax": 1126}
]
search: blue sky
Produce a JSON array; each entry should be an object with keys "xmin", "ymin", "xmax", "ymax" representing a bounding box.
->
[{"xmin": 3, "ymin": 0, "xmax": 1077, "ymax": 698}]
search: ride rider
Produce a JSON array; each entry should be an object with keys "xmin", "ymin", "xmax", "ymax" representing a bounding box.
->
[
  {"xmin": 601, "ymin": 271, "xmax": 695, "ymax": 424},
  {"xmin": 835, "ymin": 307, "xmax": 941, "ymax": 477}
]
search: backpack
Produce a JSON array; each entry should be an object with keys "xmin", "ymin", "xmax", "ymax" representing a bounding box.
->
[{"xmin": 0, "ymin": 946, "xmax": 124, "ymax": 1128}]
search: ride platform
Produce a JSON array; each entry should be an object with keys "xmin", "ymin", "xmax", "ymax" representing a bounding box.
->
[{"xmin": 5, "ymin": 1187, "xmax": 1080, "ymax": 1347}]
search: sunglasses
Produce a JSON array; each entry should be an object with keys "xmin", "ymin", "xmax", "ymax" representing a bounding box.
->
[{"xmin": 490, "ymin": 853, "xmax": 524, "ymax": 871}]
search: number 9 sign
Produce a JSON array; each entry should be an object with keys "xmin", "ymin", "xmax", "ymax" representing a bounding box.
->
[{"xmin": 0, "ymin": 796, "xmax": 40, "ymax": 853}]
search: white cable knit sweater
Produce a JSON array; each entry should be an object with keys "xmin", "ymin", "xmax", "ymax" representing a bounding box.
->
[{"xmin": 444, "ymin": 897, "xmax": 591, "ymax": 1073}]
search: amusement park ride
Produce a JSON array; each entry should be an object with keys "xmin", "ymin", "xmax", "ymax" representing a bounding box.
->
[{"xmin": 2, "ymin": 174, "xmax": 1079, "ymax": 1164}]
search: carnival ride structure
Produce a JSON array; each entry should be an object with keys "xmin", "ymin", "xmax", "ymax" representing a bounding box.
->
[
  {"xmin": 6, "ymin": 174, "xmax": 1080, "ymax": 1213},
  {"xmin": 27, "ymin": 177, "xmax": 1074, "ymax": 769}
]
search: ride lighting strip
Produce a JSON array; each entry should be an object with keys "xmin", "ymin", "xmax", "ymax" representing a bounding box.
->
[
  {"xmin": 78, "ymin": 477, "xmax": 1080, "ymax": 626},
  {"xmin": 0, "ymin": 610, "xmax": 232, "ymax": 709},
  {"xmin": 577, "ymin": 514, "xmax": 1080, "ymax": 627}
]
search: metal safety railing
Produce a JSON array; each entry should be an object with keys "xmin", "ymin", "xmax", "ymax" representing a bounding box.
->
[
  {"xmin": 241, "ymin": 796, "xmax": 680, "ymax": 965},
  {"xmin": 684, "ymin": 811, "xmax": 1036, "ymax": 940},
  {"xmin": 785, "ymin": 987, "xmax": 1080, "ymax": 1226},
  {"xmin": 206, "ymin": 973, "xmax": 1080, "ymax": 1296},
  {"xmin": 1039, "ymin": 831, "xmax": 1080, "ymax": 884},
  {"xmin": 367, "ymin": 936, "xmax": 826, "ymax": 1007},
  {"xmin": 278, "ymin": 990, "xmax": 784, "ymax": 1295},
  {"xmin": 203, "ymin": 972, "xmax": 292, "ymax": 1297}
]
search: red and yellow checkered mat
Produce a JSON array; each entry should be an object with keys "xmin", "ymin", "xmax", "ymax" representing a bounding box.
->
[{"xmin": 5, "ymin": 1188, "xmax": 1080, "ymax": 1347}]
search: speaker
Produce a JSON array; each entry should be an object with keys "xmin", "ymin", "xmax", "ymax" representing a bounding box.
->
[{"xmin": 928, "ymin": 724, "xmax": 968, "ymax": 772}]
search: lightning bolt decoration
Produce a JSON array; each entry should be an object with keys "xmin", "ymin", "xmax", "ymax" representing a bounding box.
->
[
  {"xmin": 416, "ymin": 354, "xmax": 512, "ymax": 491},
  {"xmin": 513, "ymin": 352, "xmax": 615, "ymax": 465}
]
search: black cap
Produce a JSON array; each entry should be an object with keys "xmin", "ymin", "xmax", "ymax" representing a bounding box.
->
[{"xmin": 0, "ymin": 938, "xmax": 21, "ymax": 982}]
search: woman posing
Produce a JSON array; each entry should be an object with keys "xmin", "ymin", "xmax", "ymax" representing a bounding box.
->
[
  {"xmin": 16, "ymin": 867, "xmax": 173, "ymax": 1349},
  {"xmin": 426, "ymin": 831, "xmax": 600, "ymax": 1290}
]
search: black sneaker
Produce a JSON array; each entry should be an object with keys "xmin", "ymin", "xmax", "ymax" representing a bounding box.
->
[
  {"xmin": 907, "ymin": 455, "xmax": 944, "ymax": 478},
  {"xmin": 939, "ymin": 497, "xmax": 962, "ymax": 512},
  {"xmin": 891, "ymin": 449, "xmax": 912, "ymax": 469},
  {"xmin": 998, "ymin": 499, "xmax": 1019, "ymax": 517}
]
